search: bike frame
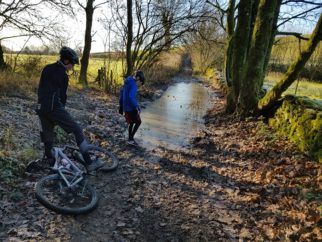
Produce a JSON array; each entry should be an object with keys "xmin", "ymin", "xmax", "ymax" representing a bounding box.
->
[{"xmin": 51, "ymin": 147, "xmax": 85, "ymax": 189}]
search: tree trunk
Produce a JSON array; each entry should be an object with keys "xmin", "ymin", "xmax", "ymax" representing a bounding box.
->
[
  {"xmin": 0, "ymin": 43, "xmax": 6, "ymax": 69},
  {"xmin": 259, "ymin": 0, "xmax": 282, "ymax": 91},
  {"xmin": 79, "ymin": 0, "xmax": 94, "ymax": 87},
  {"xmin": 224, "ymin": 0, "xmax": 236, "ymax": 113},
  {"xmin": 236, "ymin": 0, "xmax": 281, "ymax": 116},
  {"xmin": 259, "ymin": 14, "xmax": 322, "ymax": 112},
  {"xmin": 161, "ymin": 10, "xmax": 172, "ymax": 50},
  {"xmin": 126, "ymin": 0, "xmax": 133, "ymax": 77},
  {"xmin": 229, "ymin": 0, "xmax": 254, "ymax": 112}
]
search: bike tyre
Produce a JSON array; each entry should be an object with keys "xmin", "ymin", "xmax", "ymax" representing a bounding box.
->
[
  {"xmin": 86, "ymin": 145, "xmax": 119, "ymax": 172},
  {"xmin": 35, "ymin": 174, "xmax": 98, "ymax": 215}
]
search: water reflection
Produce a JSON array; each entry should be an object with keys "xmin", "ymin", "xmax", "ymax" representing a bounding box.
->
[{"xmin": 136, "ymin": 82, "xmax": 213, "ymax": 150}]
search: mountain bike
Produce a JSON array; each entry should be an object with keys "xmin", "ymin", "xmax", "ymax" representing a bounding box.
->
[{"xmin": 35, "ymin": 145, "xmax": 118, "ymax": 215}]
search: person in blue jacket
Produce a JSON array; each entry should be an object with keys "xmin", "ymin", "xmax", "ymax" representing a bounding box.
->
[{"xmin": 119, "ymin": 70, "xmax": 145, "ymax": 145}]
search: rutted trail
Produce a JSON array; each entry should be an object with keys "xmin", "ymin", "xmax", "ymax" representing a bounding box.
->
[{"xmin": 1, "ymin": 75, "xmax": 321, "ymax": 241}]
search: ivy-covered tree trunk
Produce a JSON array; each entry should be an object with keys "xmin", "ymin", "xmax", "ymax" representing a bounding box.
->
[
  {"xmin": 79, "ymin": 0, "xmax": 94, "ymax": 87},
  {"xmin": 236, "ymin": 0, "xmax": 281, "ymax": 116},
  {"xmin": 224, "ymin": 0, "xmax": 236, "ymax": 113},
  {"xmin": 259, "ymin": 0, "xmax": 282, "ymax": 91},
  {"xmin": 259, "ymin": 13, "xmax": 322, "ymax": 112},
  {"xmin": 224, "ymin": 0, "xmax": 267, "ymax": 114},
  {"xmin": 229, "ymin": 0, "xmax": 254, "ymax": 111}
]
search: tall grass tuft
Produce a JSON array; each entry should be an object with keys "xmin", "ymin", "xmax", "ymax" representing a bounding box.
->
[
  {"xmin": 0, "ymin": 54, "xmax": 47, "ymax": 96},
  {"xmin": 0, "ymin": 70, "xmax": 38, "ymax": 96},
  {"xmin": 20, "ymin": 56, "xmax": 44, "ymax": 79}
]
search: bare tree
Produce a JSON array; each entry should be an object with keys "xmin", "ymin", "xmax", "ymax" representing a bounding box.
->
[
  {"xmin": 110, "ymin": 0, "xmax": 209, "ymax": 75},
  {"xmin": 153, "ymin": 0, "xmax": 182, "ymax": 50},
  {"xmin": 184, "ymin": 17, "xmax": 225, "ymax": 74},
  {"xmin": 0, "ymin": 0, "xmax": 74, "ymax": 68},
  {"xmin": 76, "ymin": 0, "xmax": 109, "ymax": 87},
  {"xmin": 126, "ymin": 0, "xmax": 133, "ymax": 76}
]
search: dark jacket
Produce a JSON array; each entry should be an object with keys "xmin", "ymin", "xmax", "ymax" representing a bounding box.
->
[
  {"xmin": 119, "ymin": 76, "xmax": 139, "ymax": 112},
  {"xmin": 38, "ymin": 61, "xmax": 68, "ymax": 112}
]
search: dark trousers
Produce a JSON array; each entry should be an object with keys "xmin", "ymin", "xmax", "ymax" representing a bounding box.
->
[{"xmin": 38, "ymin": 107, "xmax": 85, "ymax": 157}]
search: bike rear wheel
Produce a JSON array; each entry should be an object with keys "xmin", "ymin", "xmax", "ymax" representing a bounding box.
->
[
  {"xmin": 86, "ymin": 145, "xmax": 119, "ymax": 172},
  {"xmin": 35, "ymin": 174, "xmax": 98, "ymax": 215}
]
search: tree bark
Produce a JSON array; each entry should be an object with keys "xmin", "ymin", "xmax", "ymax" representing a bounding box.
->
[
  {"xmin": 0, "ymin": 43, "xmax": 6, "ymax": 70},
  {"xmin": 79, "ymin": 0, "xmax": 94, "ymax": 87},
  {"xmin": 259, "ymin": 13, "xmax": 322, "ymax": 112},
  {"xmin": 236, "ymin": 0, "xmax": 281, "ymax": 116},
  {"xmin": 259, "ymin": 0, "xmax": 282, "ymax": 90},
  {"xmin": 224, "ymin": 0, "xmax": 236, "ymax": 113},
  {"xmin": 229, "ymin": 0, "xmax": 254, "ymax": 112},
  {"xmin": 126, "ymin": 0, "xmax": 133, "ymax": 77}
]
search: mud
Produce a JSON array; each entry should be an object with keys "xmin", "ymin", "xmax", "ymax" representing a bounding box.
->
[{"xmin": 0, "ymin": 74, "xmax": 321, "ymax": 242}]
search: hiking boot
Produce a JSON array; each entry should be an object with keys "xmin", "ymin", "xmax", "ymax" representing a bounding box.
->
[
  {"xmin": 73, "ymin": 151, "xmax": 88, "ymax": 164},
  {"xmin": 74, "ymin": 151, "xmax": 104, "ymax": 171},
  {"xmin": 127, "ymin": 139, "xmax": 139, "ymax": 146},
  {"xmin": 73, "ymin": 150, "xmax": 86, "ymax": 164},
  {"xmin": 86, "ymin": 159, "xmax": 105, "ymax": 172}
]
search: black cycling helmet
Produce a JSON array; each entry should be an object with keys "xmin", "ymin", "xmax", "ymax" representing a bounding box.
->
[
  {"xmin": 135, "ymin": 70, "xmax": 145, "ymax": 85},
  {"xmin": 60, "ymin": 46, "xmax": 79, "ymax": 65}
]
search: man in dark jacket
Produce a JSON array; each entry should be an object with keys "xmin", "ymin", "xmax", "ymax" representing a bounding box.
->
[
  {"xmin": 35, "ymin": 47, "xmax": 103, "ymax": 171},
  {"xmin": 119, "ymin": 70, "xmax": 145, "ymax": 146}
]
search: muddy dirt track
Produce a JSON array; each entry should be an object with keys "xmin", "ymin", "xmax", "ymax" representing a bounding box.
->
[{"xmin": 0, "ymin": 74, "xmax": 321, "ymax": 242}]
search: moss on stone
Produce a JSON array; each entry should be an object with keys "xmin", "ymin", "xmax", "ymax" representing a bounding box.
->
[{"xmin": 269, "ymin": 95, "xmax": 322, "ymax": 162}]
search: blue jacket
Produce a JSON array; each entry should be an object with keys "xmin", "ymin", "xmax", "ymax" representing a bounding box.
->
[{"xmin": 119, "ymin": 76, "xmax": 139, "ymax": 112}]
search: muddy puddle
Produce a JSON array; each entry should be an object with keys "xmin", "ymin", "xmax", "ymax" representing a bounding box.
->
[{"xmin": 136, "ymin": 82, "xmax": 214, "ymax": 150}]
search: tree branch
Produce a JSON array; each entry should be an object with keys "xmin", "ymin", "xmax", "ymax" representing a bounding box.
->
[
  {"xmin": 278, "ymin": 5, "xmax": 322, "ymax": 27},
  {"xmin": 282, "ymin": 0, "xmax": 322, "ymax": 6},
  {"xmin": 276, "ymin": 31, "xmax": 310, "ymax": 40}
]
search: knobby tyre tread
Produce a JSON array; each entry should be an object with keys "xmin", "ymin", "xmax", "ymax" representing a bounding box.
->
[{"xmin": 35, "ymin": 174, "xmax": 98, "ymax": 215}]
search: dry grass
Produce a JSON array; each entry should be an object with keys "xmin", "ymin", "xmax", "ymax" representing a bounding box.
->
[
  {"xmin": 1, "ymin": 54, "xmax": 50, "ymax": 96},
  {"xmin": 0, "ymin": 51, "xmax": 183, "ymax": 96},
  {"xmin": 0, "ymin": 71, "xmax": 38, "ymax": 96},
  {"xmin": 144, "ymin": 50, "xmax": 182, "ymax": 87}
]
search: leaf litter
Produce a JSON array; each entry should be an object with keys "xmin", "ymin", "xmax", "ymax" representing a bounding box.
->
[{"xmin": 0, "ymin": 76, "xmax": 321, "ymax": 241}]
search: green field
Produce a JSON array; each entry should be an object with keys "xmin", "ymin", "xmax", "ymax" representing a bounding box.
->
[
  {"xmin": 1, "ymin": 51, "xmax": 182, "ymax": 96},
  {"xmin": 4, "ymin": 54, "xmax": 125, "ymax": 85},
  {"xmin": 84, "ymin": 58, "xmax": 125, "ymax": 85},
  {"xmin": 264, "ymin": 72, "xmax": 322, "ymax": 105}
]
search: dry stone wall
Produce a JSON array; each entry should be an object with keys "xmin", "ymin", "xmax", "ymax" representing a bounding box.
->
[{"xmin": 269, "ymin": 95, "xmax": 322, "ymax": 162}]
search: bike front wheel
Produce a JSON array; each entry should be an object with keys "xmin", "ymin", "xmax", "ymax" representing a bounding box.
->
[{"xmin": 35, "ymin": 174, "xmax": 98, "ymax": 215}]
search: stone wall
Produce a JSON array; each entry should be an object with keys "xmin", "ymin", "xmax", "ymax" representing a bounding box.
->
[{"xmin": 269, "ymin": 95, "xmax": 322, "ymax": 162}]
